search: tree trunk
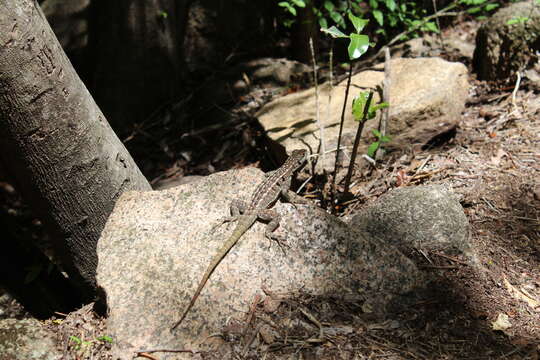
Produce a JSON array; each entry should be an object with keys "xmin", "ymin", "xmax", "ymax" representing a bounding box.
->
[
  {"xmin": 0, "ymin": 0, "xmax": 152, "ymax": 297},
  {"xmin": 291, "ymin": 4, "xmax": 318, "ymax": 64},
  {"xmin": 90, "ymin": 0, "xmax": 188, "ymax": 131}
]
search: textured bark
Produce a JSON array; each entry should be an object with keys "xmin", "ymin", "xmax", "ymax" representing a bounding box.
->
[
  {"xmin": 291, "ymin": 5, "xmax": 317, "ymax": 64},
  {"xmin": 91, "ymin": 0, "xmax": 188, "ymax": 130},
  {"xmin": 0, "ymin": 0, "xmax": 152, "ymax": 295}
]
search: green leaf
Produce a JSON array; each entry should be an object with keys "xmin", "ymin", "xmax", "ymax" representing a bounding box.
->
[
  {"xmin": 351, "ymin": 3, "xmax": 362, "ymax": 12},
  {"xmin": 484, "ymin": 3, "xmax": 499, "ymax": 11},
  {"xmin": 319, "ymin": 17, "xmax": 328, "ymax": 29},
  {"xmin": 70, "ymin": 336, "xmax": 82, "ymax": 345},
  {"xmin": 507, "ymin": 16, "xmax": 529, "ymax": 25},
  {"xmin": 367, "ymin": 141, "xmax": 380, "ymax": 158},
  {"xmin": 352, "ymin": 92, "xmax": 369, "ymax": 120},
  {"xmin": 372, "ymin": 129, "xmax": 382, "ymax": 138},
  {"xmin": 423, "ymin": 21, "xmax": 439, "ymax": 33},
  {"xmin": 291, "ymin": 0, "xmax": 306, "ymax": 7},
  {"xmin": 324, "ymin": 0, "xmax": 334, "ymax": 11},
  {"xmin": 385, "ymin": 0, "xmax": 397, "ymax": 11},
  {"xmin": 373, "ymin": 10, "xmax": 384, "ymax": 26},
  {"xmin": 459, "ymin": 0, "xmax": 486, "ymax": 4},
  {"xmin": 380, "ymin": 135, "xmax": 391, "ymax": 142},
  {"xmin": 97, "ymin": 335, "xmax": 113, "ymax": 343},
  {"xmin": 330, "ymin": 11, "xmax": 344, "ymax": 25},
  {"xmin": 348, "ymin": 13, "xmax": 369, "ymax": 33},
  {"xmin": 374, "ymin": 102, "xmax": 389, "ymax": 110},
  {"xmin": 369, "ymin": 0, "xmax": 378, "ymax": 9},
  {"xmin": 467, "ymin": 6, "xmax": 482, "ymax": 14},
  {"xmin": 278, "ymin": 2, "xmax": 297, "ymax": 16},
  {"xmin": 348, "ymin": 33, "xmax": 370, "ymax": 59},
  {"xmin": 283, "ymin": 19, "xmax": 295, "ymax": 27},
  {"xmin": 321, "ymin": 25, "xmax": 348, "ymax": 38}
]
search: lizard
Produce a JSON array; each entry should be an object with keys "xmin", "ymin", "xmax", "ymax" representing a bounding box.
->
[{"xmin": 172, "ymin": 149, "xmax": 308, "ymax": 330}]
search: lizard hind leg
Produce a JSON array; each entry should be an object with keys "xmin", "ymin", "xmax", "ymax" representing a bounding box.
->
[{"xmin": 258, "ymin": 209, "xmax": 289, "ymax": 251}]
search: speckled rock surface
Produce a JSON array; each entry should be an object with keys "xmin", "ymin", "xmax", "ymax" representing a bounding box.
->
[
  {"xmin": 473, "ymin": 0, "xmax": 540, "ymax": 81},
  {"xmin": 348, "ymin": 185, "xmax": 471, "ymax": 257},
  {"xmin": 0, "ymin": 318, "xmax": 61, "ymax": 360},
  {"xmin": 97, "ymin": 167, "xmax": 425, "ymax": 359}
]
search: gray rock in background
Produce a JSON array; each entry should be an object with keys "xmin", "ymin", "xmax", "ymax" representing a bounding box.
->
[
  {"xmin": 0, "ymin": 318, "xmax": 61, "ymax": 360},
  {"xmin": 473, "ymin": 0, "xmax": 540, "ymax": 81},
  {"xmin": 348, "ymin": 185, "xmax": 470, "ymax": 257}
]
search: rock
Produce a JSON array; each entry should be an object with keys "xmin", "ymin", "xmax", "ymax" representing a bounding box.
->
[
  {"xmin": 256, "ymin": 58, "xmax": 469, "ymax": 171},
  {"xmin": 0, "ymin": 318, "xmax": 62, "ymax": 360},
  {"xmin": 240, "ymin": 58, "xmax": 311, "ymax": 87},
  {"xmin": 191, "ymin": 57, "xmax": 311, "ymax": 113},
  {"xmin": 473, "ymin": 0, "xmax": 540, "ymax": 81},
  {"xmin": 393, "ymin": 32, "xmax": 476, "ymax": 60},
  {"xmin": 348, "ymin": 185, "xmax": 471, "ymax": 257},
  {"xmin": 97, "ymin": 167, "xmax": 425, "ymax": 358}
]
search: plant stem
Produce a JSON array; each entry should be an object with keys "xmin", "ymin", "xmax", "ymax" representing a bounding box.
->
[
  {"xmin": 376, "ymin": 47, "xmax": 391, "ymax": 160},
  {"xmin": 343, "ymin": 91, "xmax": 373, "ymax": 194},
  {"xmin": 330, "ymin": 63, "xmax": 353, "ymax": 212},
  {"xmin": 309, "ymin": 37, "xmax": 324, "ymax": 172}
]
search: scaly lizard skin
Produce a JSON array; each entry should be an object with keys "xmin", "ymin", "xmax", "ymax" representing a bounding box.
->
[{"xmin": 172, "ymin": 149, "xmax": 308, "ymax": 330}]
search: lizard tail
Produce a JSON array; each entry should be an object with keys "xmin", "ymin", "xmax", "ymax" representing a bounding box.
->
[{"xmin": 171, "ymin": 221, "xmax": 250, "ymax": 330}]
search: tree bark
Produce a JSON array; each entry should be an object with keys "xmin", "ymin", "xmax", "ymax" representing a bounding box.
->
[
  {"xmin": 292, "ymin": 4, "xmax": 318, "ymax": 64},
  {"xmin": 0, "ymin": 0, "xmax": 152, "ymax": 296},
  {"xmin": 90, "ymin": 0, "xmax": 188, "ymax": 131}
]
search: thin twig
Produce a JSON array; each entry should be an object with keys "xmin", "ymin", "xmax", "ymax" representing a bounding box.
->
[
  {"xmin": 432, "ymin": 0, "xmax": 444, "ymax": 49},
  {"xmin": 511, "ymin": 70, "xmax": 522, "ymax": 113},
  {"xmin": 330, "ymin": 64, "xmax": 353, "ymax": 212},
  {"xmin": 376, "ymin": 47, "xmax": 391, "ymax": 160},
  {"xmin": 325, "ymin": 40, "xmax": 334, "ymax": 171},
  {"xmin": 309, "ymin": 37, "xmax": 324, "ymax": 173},
  {"xmin": 137, "ymin": 348, "xmax": 201, "ymax": 354}
]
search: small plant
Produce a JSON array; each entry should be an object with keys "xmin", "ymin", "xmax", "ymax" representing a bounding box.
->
[
  {"xmin": 69, "ymin": 335, "xmax": 91, "ymax": 351},
  {"xmin": 96, "ymin": 335, "xmax": 114, "ymax": 343},
  {"xmin": 351, "ymin": 92, "xmax": 389, "ymax": 158},
  {"xmin": 69, "ymin": 335, "xmax": 113, "ymax": 355},
  {"xmin": 278, "ymin": 0, "xmax": 305, "ymax": 16},
  {"xmin": 367, "ymin": 129, "xmax": 391, "ymax": 158},
  {"xmin": 321, "ymin": 13, "xmax": 372, "ymax": 59},
  {"xmin": 277, "ymin": 0, "xmax": 441, "ymax": 39},
  {"xmin": 460, "ymin": 0, "xmax": 499, "ymax": 19},
  {"xmin": 352, "ymin": 91, "xmax": 388, "ymax": 121},
  {"xmin": 507, "ymin": 16, "xmax": 530, "ymax": 25}
]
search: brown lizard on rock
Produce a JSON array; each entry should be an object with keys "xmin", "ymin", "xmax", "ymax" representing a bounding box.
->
[{"xmin": 172, "ymin": 149, "xmax": 308, "ymax": 330}]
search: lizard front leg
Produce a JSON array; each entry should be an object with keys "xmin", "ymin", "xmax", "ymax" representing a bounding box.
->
[{"xmin": 212, "ymin": 199, "xmax": 247, "ymax": 231}]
